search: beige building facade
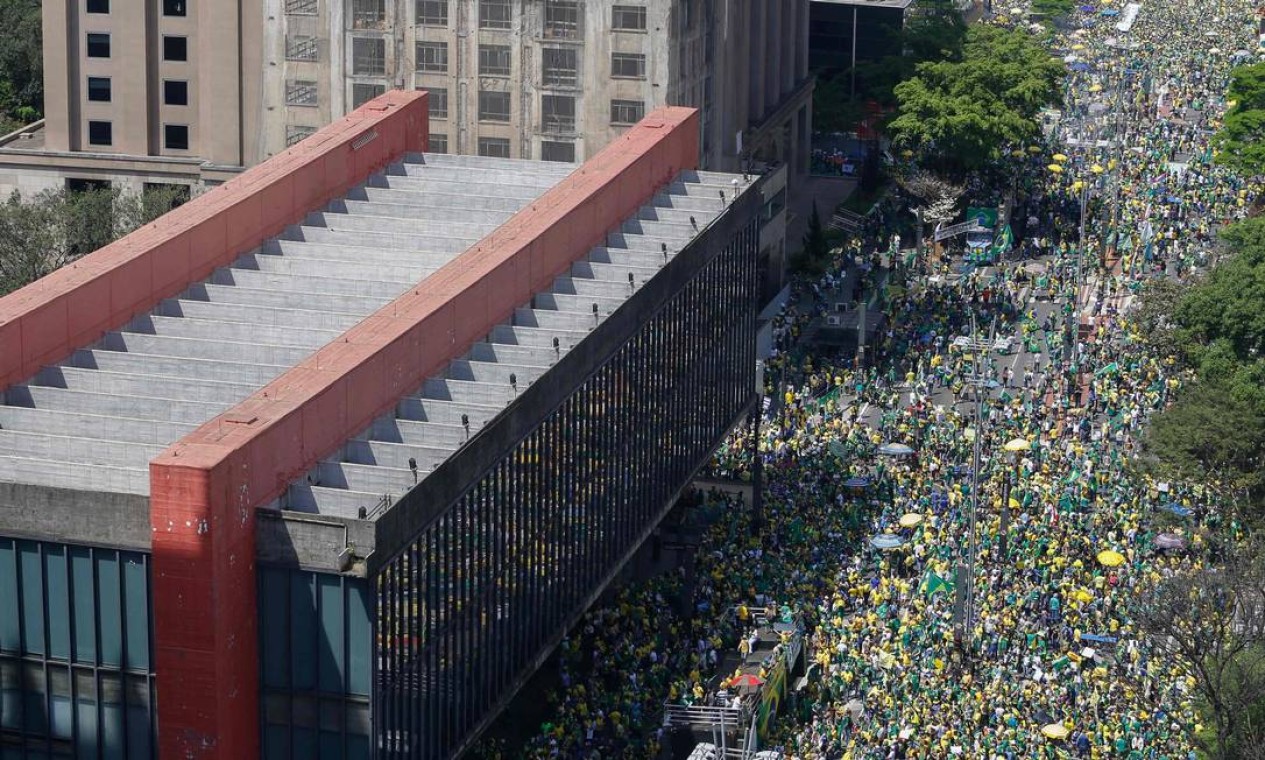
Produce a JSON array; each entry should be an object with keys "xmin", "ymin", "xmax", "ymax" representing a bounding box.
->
[{"xmin": 0, "ymin": 0, "xmax": 811, "ymax": 199}]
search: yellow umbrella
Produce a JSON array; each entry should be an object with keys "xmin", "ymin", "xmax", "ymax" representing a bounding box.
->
[
  {"xmin": 1028, "ymin": 145, "xmax": 1043, "ymax": 153},
  {"xmin": 1072, "ymin": 180, "xmax": 1085, "ymax": 191},
  {"xmin": 1074, "ymin": 588, "xmax": 1094, "ymax": 604},
  {"xmin": 899, "ymin": 513, "xmax": 924, "ymax": 528},
  {"xmin": 1005, "ymin": 438, "xmax": 1031, "ymax": 453},
  {"xmin": 1012, "ymin": 149, "xmax": 1026, "ymax": 158},
  {"xmin": 1052, "ymin": 153, "xmax": 1068, "ymax": 162},
  {"xmin": 1048, "ymin": 164, "xmax": 1064, "ymax": 173},
  {"xmin": 1091, "ymin": 164, "xmax": 1105, "ymax": 174},
  {"xmin": 1042, "ymin": 723, "xmax": 1070, "ymax": 740},
  {"xmin": 1097, "ymin": 550, "xmax": 1125, "ymax": 567},
  {"xmin": 1089, "ymin": 83, "xmax": 1103, "ymax": 92},
  {"xmin": 1071, "ymin": 44, "xmax": 1085, "ymax": 51}
]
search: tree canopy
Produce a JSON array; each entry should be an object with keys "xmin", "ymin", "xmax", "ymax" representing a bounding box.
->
[
  {"xmin": 0, "ymin": 0, "xmax": 42, "ymax": 132},
  {"xmin": 888, "ymin": 26, "xmax": 1063, "ymax": 175},
  {"xmin": 1213, "ymin": 62, "xmax": 1265, "ymax": 178},
  {"xmin": 0, "ymin": 185, "xmax": 188, "ymax": 296},
  {"xmin": 1138, "ymin": 216, "xmax": 1265, "ymax": 517}
]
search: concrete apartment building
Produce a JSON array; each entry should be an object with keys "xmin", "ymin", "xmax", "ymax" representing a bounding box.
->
[{"xmin": 0, "ymin": 0, "xmax": 812, "ymax": 199}]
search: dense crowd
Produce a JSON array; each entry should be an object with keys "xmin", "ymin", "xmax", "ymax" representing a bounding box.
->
[{"xmin": 478, "ymin": 1, "xmax": 1263, "ymax": 758}]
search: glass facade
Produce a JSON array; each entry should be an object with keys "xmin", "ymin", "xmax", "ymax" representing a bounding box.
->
[
  {"xmin": 258, "ymin": 567, "xmax": 373, "ymax": 760},
  {"xmin": 374, "ymin": 217, "xmax": 760, "ymax": 759},
  {"xmin": 0, "ymin": 538, "xmax": 155, "ymax": 760}
]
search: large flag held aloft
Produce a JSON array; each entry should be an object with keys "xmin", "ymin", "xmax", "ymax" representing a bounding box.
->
[{"xmin": 922, "ymin": 570, "xmax": 953, "ymax": 597}]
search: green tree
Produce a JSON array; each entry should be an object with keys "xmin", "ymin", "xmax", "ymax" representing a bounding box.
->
[
  {"xmin": 803, "ymin": 202, "xmax": 828, "ymax": 261},
  {"xmin": 813, "ymin": 74, "xmax": 867, "ymax": 134},
  {"xmin": 1213, "ymin": 63, "xmax": 1265, "ymax": 178},
  {"xmin": 888, "ymin": 26, "xmax": 1063, "ymax": 175},
  {"xmin": 1138, "ymin": 217, "xmax": 1265, "ymax": 518},
  {"xmin": 0, "ymin": 0, "xmax": 42, "ymax": 131},
  {"xmin": 0, "ymin": 184, "xmax": 189, "ymax": 296}
]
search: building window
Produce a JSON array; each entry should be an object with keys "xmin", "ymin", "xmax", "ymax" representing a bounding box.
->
[
  {"xmin": 163, "ymin": 36, "xmax": 188, "ymax": 61},
  {"xmin": 612, "ymin": 5, "xmax": 647, "ymax": 31},
  {"xmin": 285, "ymin": 0, "xmax": 318, "ymax": 13},
  {"xmin": 610, "ymin": 99, "xmax": 644, "ymax": 125},
  {"xmin": 164, "ymin": 124, "xmax": 190, "ymax": 150},
  {"xmin": 428, "ymin": 133, "xmax": 448, "ymax": 153},
  {"xmin": 541, "ymin": 47, "xmax": 578, "ymax": 88},
  {"xmin": 352, "ymin": 83, "xmax": 385, "ymax": 108},
  {"xmin": 351, "ymin": 0, "xmax": 386, "ymax": 29},
  {"xmin": 477, "ymin": 137, "xmax": 510, "ymax": 158},
  {"xmin": 86, "ymin": 0, "xmax": 109, "ymax": 13},
  {"xmin": 479, "ymin": 44, "xmax": 511, "ymax": 77},
  {"xmin": 352, "ymin": 37, "xmax": 386, "ymax": 75},
  {"xmin": 164, "ymin": 80, "xmax": 189, "ymax": 105},
  {"xmin": 86, "ymin": 33, "xmax": 110, "ymax": 58},
  {"xmin": 163, "ymin": 0, "xmax": 187, "ymax": 17},
  {"xmin": 86, "ymin": 77, "xmax": 111, "ymax": 103},
  {"xmin": 426, "ymin": 87, "xmax": 448, "ymax": 119},
  {"xmin": 543, "ymin": 0, "xmax": 580, "ymax": 39},
  {"xmin": 477, "ymin": 90, "xmax": 510, "ymax": 122},
  {"xmin": 286, "ymin": 35, "xmax": 319, "ymax": 61},
  {"xmin": 286, "ymin": 125, "xmax": 317, "ymax": 147},
  {"xmin": 415, "ymin": 41, "xmax": 448, "ymax": 72},
  {"xmin": 87, "ymin": 120, "xmax": 112, "ymax": 146},
  {"xmin": 416, "ymin": 0, "xmax": 447, "ymax": 25},
  {"xmin": 541, "ymin": 140, "xmax": 575, "ymax": 163},
  {"xmin": 286, "ymin": 80, "xmax": 319, "ymax": 106},
  {"xmin": 541, "ymin": 94, "xmax": 575, "ymax": 133},
  {"xmin": 478, "ymin": 0, "xmax": 510, "ymax": 30},
  {"xmin": 611, "ymin": 52, "xmax": 646, "ymax": 79}
]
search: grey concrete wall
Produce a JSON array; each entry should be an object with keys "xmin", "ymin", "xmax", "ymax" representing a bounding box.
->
[
  {"xmin": 256, "ymin": 509, "xmax": 376, "ymax": 576},
  {"xmin": 0, "ymin": 482, "xmax": 151, "ymax": 550}
]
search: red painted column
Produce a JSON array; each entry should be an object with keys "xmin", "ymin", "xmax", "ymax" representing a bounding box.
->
[{"xmin": 148, "ymin": 92, "xmax": 428, "ymax": 760}]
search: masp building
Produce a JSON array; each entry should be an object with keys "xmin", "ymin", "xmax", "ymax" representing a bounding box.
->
[{"xmin": 0, "ymin": 91, "xmax": 766, "ymax": 759}]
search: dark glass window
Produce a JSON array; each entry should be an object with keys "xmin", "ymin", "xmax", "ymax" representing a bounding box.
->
[
  {"xmin": 163, "ymin": 0, "xmax": 187, "ymax": 16},
  {"xmin": 87, "ymin": 120, "xmax": 112, "ymax": 146},
  {"xmin": 477, "ymin": 90, "xmax": 510, "ymax": 122},
  {"xmin": 163, "ymin": 35, "xmax": 188, "ymax": 62},
  {"xmin": 541, "ymin": 140, "xmax": 575, "ymax": 162},
  {"xmin": 477, "ymin": 136, "xmax": 510, "ymax": 157},
  {"xmin": 163, "ymin": 79, "xmax": 188, "ymax": 106},
  {"xmin": 86, "ymin": 33, "xmax": 110, "ymax": 58},
  {"xmin": 86, "ymin": 0, "xmax": 109, "ymax": 13},
  {"xmin": 612, "ymin": 4, "xmax": 647, "ymax": 31},
  {"xmin": 86, "ymin": 77, "xmax": 111, "ymax": 102},
  {"xmin": 164, "ymin": 124, "xmax": 189, "ymax": 150}
]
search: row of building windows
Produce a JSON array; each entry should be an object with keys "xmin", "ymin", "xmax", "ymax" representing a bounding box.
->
[
  {"xmin": 414, "ymin": 42, "xmax": 643, "ymax": 80},
  {"xmin": 282, "ymin": 0, "xmax": 647, "ymax": 34},
  {"xmin": 419, "ymin": 88, "xmax": 642, "ymax": 127},
  {"xmin": 85, "ymin": 121, "xmax": 189, "ymax": 150},
  {"xmin": 412, "ymin": 1, "xmax": 647, "ymax": 32},
  {"xmin": 85, "ymin": 77, "xmax": 188, "ymax": 107},
  {"xmin": 419, "ymin": 132, "xmax": 572, "ymax": 162},
  {"xmin": 87, "ymin": 0, "xmax": 185, "ymax": 16},
  {"xmin": 86, "ymin": 32, "xmax": 187, "ymax": 62}
]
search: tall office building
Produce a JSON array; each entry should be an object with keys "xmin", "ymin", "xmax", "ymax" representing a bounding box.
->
[{"xmin": 0, "ymin": 0, "xmax": 812, "ymax": 197}]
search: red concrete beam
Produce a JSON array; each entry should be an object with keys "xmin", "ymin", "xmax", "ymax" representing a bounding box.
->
[
  {"xmin": 149, "ymin": 106, "xmax": 698, "ymax": 759},
  {"xmin": 0, "ymin": 90, "xmax": 429, "ymax": 392}
]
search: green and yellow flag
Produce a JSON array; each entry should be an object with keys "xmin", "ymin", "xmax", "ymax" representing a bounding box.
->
[{"xmin": 922, "ymin": 570, "xmax": 953, "ymax": 597}]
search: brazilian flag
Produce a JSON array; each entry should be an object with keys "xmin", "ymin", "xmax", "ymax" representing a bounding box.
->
[
  {"xmin": 922, "ymin": 571, "xmax": 953, "ymax": 597},
  {"xmin": 989, "ymin": 223, "xmax": 1014, "ymax": 259}
]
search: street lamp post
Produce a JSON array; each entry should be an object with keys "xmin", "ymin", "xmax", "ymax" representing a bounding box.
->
[
  {"xmin": 954, "ymin": 315, "xmax": 997, "ymax": 655},
  {"xmin": 999, "ymin": 438, "xmax": 1030, "ymax": 560}
]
